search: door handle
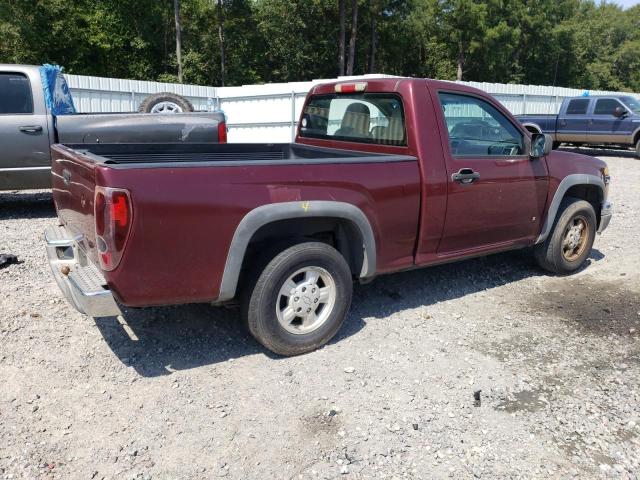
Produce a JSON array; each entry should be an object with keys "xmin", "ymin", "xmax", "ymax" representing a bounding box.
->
[
  {"xmin": 452, "ymin": 168, "xmax": 480, "ymax": 184},
  {"xmin": 19, "ymin": 125, "xmax": 43, "ymax": 133}
]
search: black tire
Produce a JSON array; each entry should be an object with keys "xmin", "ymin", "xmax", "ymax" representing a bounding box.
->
[
  {"xmin": 138, "ymin": 92, "xmax": 194, "ymax": 114},
  {"xmin": 635, "ymin": 138, "xmax": 640, "ymax": 158},
  {"xmin": 552, "ymin": 141, "xmax": 561, "ymax": 150},
  {"xmin": 534, "ymin": 197, "xmax": 597, "ymax": 274},
  {"xmin": 241, "ymin": 242, "xmax": 353, "ymax": 356}
]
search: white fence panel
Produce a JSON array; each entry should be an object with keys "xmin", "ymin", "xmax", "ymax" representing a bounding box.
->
[
  {"xmin": 64, "ymin": 72, "xmax": 640, "ymax": 143},
  {"xmin": 64, "ymin": 73, "xmax": 217, "ymax": 113}
]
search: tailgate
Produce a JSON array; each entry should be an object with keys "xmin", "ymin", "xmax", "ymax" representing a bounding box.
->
[{"xmin": 50, "ymin": 144, "xmax": 100, "ymax": 264}]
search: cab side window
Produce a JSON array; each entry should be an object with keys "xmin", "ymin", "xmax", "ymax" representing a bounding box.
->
[
  {"xmin": 0, "ymin": 73, "xmax": 33, "ymax": 114},
  {"xmin": 566, "ymin": 99, "xmax": 589, "ymax": 115},
  {"xmin": 594, "ymin": 99, "xmax": 622, "ymax": 116},
  {"xmin": 438, "ymin": 92, "xmax": 524, "ymax": 157}
]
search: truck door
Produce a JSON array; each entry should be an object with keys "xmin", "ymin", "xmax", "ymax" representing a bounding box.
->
[
  {"xmin": 588, "ymin": 98, "xmax": 634, "ymax": 145},
  {"xmin": 0, "ymin": 71, "xmax": 51, "ymax": 190},
  {"xmin": 556, "ymin": 98, "xmax": 589, "ymax": 144},
  {"xmin": 433, "ymin": 91, "xmax": 548, "ymax": 255}
]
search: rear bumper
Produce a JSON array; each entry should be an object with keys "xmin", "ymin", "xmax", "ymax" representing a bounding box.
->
[
  {"xmin": 45, "ymin": 225, "xmax": 121, "ymax": 317},
  {"xmin": 598, "ymin": 201, "xmax": 613, "ymax": 233}
]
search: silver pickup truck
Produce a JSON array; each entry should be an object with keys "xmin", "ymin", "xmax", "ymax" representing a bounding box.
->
[{"xmin": 0, "ymin": 64, "xmax": 226, "ymax": 190}]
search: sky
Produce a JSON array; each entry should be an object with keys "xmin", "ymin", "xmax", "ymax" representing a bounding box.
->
[{"xmin": 615, "ymin": 0, "xmax": 640, "ymax": 8}]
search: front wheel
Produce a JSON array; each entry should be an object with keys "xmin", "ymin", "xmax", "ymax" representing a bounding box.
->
[
  {"xmin": 534, "ymin": 197, "xmax": 597, "ymax": 274},
  {"xmin": 634, "ymin": 138, "xmax": 640, "ymax": 158},
  {"xmin": 242, "ymin": 242, "xmax": 353, "ymax": 356}
]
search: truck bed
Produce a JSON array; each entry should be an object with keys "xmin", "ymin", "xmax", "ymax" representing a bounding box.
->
[
  {"xmin": 65, "ymin": 142, "xmax": 415, "ymax": 167},
  {"xmin": 50, "ymin": 142, "xmax": 420, "ymax": 306}
]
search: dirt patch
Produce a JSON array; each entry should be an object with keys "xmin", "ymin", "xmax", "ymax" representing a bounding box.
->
[
  {"xmin": 527, "ymin": 276, "xmax": 640, "ymax": 336},
  {"xmin": 558, "ymin": 433, "xmax": 616, "ymax": 467},
  {"xmin": 495, "ymin": 388, "xmax": 550, "ymax": 413},
  {"xmin": 478, "ymin": 333, "xmax": 563, "ymax": 366},
  {"xmin": 300, "ymin": 410, "xmax": 342, "ymax": 440}
]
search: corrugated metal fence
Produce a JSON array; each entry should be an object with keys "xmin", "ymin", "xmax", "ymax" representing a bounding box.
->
[{"xmin": 64, "ymin": 72, "xmax": 640, "ymax": 143}]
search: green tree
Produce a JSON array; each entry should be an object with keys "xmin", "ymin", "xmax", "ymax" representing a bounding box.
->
[
  {"xmin": 2, "ymin": 0, "xmax": 640, "ymax": 91},
  {"xmin": 255, "ymin": 0, "xmax": 337, "ymax": 82},
  {"xmin": 439, "ymin": 0, "xmax": 487, "ymax": 81}
]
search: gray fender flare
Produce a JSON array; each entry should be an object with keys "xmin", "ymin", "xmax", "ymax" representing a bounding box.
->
[
  {"xmin": 536, "ymin": 174, "xmax": 604, "ymax": 244},
  {"xmin": 217, "ymin": 201, "xmax": 377, "ymax": 301}
]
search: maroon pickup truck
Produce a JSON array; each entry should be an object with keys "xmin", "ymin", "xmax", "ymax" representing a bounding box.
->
[{"xmin": 45, "ymin": 78, "xmax": 613, "ymax": 356}]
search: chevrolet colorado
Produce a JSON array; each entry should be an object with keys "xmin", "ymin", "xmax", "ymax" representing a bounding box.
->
[
  {"xmin": 0, "ymin": 64, "xmax": 226, "ymax": 191},
  {"xmin": 45, "ymin": 78, "xmax": 613, "ymax": 356}
]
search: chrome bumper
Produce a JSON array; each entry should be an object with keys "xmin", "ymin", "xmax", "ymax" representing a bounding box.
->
[
  {"xmin": 598, "ymin": 201, "xmax": 613, "ymax": 233},
  {"xmin": 45, "ymin": 225, "xmax": 121, "ymax": 317}
]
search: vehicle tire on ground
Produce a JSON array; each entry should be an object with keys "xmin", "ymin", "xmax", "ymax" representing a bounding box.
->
[
  {"xmin": 534, "ymin": 197, "xmax": 597, "ymax": 274},
  {"xmin": 241, "ymin": 242, "xmax": 353, "ymax": 356},
  {"xmin": 635, "ymin": 138, "xmax": 640, "ymax": 158},
  {"xmin": 138, "ymin": 92, "xmax": 194, "ymax": 114}
]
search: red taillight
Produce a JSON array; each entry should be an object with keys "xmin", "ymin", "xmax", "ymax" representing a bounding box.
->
[
  {"xmin": 95, "ymin": 191, "xmax": 106, "ymax": 235},
  {"xmin": 112, "ymin": 192, "xmax": 129, "ymax": 227},
  {"xmin": 218, "ymin": 121, "xmax": 227, "ymax": 143},
  {"xmin": 94, "ymin": 187, "xmax": 132, "ymax": 271}
]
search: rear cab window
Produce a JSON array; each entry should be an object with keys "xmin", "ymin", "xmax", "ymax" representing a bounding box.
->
[
  {"xmin": 299, "ymin": 93, "xmax": 406, "ymax": 146},
  {"xmin": 0, "ymin": 72, "xmax": 33, "ymax": 114}
]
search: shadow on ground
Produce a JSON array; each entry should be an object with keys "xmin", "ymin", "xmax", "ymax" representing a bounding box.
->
[
  {"xmin": 94, "ymin": 303, "xmax": 265, "ymax": 377},
  {"xmin": 0, "ymin": 191, "xmax": 55, "ymax": 220},
  {"xmin": 94, "ymin": 247, "xmax": 606, "ymax": 377},
  {"xmin": 558, "ymin": 146, "xmax": 638, "ymax": 159}
]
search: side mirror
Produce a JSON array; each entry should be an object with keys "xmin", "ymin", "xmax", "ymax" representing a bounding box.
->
[
  {"xmin": 613, "ymin": 106, "xmax": 627, "ymax": 118},
  {"xmin": 530, "ymin": 133, "xmax": 553, "ymax": 158}
]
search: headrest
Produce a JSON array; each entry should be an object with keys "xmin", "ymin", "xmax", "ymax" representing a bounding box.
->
[{"xmin": 345, "ymin": 103, "xmax": 370, "ymax": 116}]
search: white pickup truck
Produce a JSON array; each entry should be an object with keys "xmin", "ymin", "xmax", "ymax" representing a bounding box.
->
[{"xmin": 0, "ymin": 64, "xmax": 226, "ymax": 190}]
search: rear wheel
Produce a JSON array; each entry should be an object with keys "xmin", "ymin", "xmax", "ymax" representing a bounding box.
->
[
  {"xmin": 534, "ymin": 197, "xmax": 596, "ymax": 274},
  {"xmin": 634, "ymin": 138, "xmax": 640, "ymax": 158},
  {"xmin": 241, "ymin": 242, "xmax": 353, "ymax": 356}
]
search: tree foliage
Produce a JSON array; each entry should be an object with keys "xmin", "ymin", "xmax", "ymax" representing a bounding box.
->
[{"xmin": 1, "ymin": 0, "xmax": 639, "ymax": 91}]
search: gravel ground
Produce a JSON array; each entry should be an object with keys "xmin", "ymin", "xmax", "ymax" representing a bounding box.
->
[{"xmin": 0, "ymin": 151, "xmax": 638, "ymax": 480}]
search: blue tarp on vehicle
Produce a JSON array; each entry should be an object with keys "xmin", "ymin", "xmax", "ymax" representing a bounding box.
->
[{"xmin": 39, "ymin": 64, "xmax": 76, "ymax": 116}]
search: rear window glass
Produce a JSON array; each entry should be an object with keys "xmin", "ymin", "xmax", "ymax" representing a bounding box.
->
[
  {"xmin": 299, "ymin": 93, "xmax": 406, "ymax": 146},
  {"xmin": 566, "ymin": 99, "xmax": 589, "ymax": 115},
  {"xmin": 0, "ymin": 73, "xmax": 33, "ymax": 114}
]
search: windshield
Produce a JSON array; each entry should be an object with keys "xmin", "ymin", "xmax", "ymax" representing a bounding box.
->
[{"xmin": 621, "ymin": 96, "xmax": 640, "ymax": 114}]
